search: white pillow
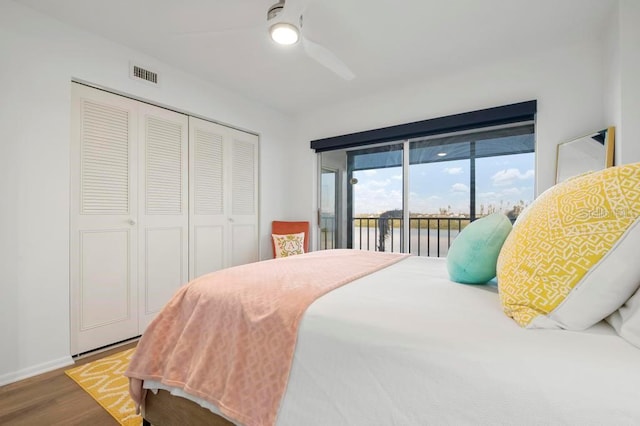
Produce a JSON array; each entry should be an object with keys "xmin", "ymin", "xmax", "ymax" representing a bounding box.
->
[
  {"xmin": 272, "ymin": 232, "xmax": 305, "ymax": 258},
  {"xmin": 608, "ymin": 288, "xmax": 640, "ymax": 348}
]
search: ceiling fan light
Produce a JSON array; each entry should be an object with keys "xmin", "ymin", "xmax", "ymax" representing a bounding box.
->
[{"xmin": 270, "ymin": 23, "xmax": 299, "ymax": 45}]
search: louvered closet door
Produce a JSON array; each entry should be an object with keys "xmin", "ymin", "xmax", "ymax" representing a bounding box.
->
[
  {"xmin": 228, "ymin": 127, "xmax": 259, "ymax": 267},
  {"xmin": 71, "ymin": 84, "xmax": 189, "ymax": 353},
  {"xmin": 189, "ymin": 117, "xmax": 228, "ymax": 278},
  {"xmin": 189, "ymin": 117, "xmax": 259, "ymax": 279},
  {"xmin": 137, "ymin": 104, "xmax": 188, "ymax": 331},
  {"xmin": 70, "ymin": 83, "xmax": 138, "ymax": 354}
]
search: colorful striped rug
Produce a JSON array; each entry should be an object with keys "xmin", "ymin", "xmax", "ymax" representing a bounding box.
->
[{"xmin": 65, "ymin": 348, "xmax": 141, "ymax": 426}]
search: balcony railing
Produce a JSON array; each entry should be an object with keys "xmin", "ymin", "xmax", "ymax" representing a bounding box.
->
[
  {"xmin": 351, "ymin": 217, "xmax": 469, "ymax": 257},
  {"xmin": 319, "ymin": 216, "xmax": 479, "ymax": 257}
]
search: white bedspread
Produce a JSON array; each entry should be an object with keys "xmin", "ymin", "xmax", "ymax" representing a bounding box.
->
[{"xmin": 147, "ymin": 256, "xmax": 640, "ymax": 425}]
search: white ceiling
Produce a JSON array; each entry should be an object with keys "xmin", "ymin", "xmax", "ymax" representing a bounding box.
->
[{"xmin": 17, "ymin": 0, "xmax": 616, "ymax": 115}]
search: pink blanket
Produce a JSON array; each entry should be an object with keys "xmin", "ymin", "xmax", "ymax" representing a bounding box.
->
[{"xmin": 125, "ymin": 249, "xmax": 408, "ymax": 426}]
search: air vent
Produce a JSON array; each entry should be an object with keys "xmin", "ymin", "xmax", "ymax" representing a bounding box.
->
[{"xmin": 130, "ymin": 63, "xmax": 159, "ymax": 85}]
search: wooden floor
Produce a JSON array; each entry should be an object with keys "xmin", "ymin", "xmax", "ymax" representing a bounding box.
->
[{"xmin": 0, "ymin": 341, "xmax": 138, "ymax": 426}]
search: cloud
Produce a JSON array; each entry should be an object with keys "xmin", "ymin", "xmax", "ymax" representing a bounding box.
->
[
  {"xmin": 409, "ymin": 192, "xmax": 439, "ymax": 199},
  {"xmin": 491, "ymin": 168, "xmax": 534, "ymax": 186},
  {"xmin": 363, "ymin": 170, "xmax": 377, "ymax": 176},
  {"xmin": 502, "ymin": 187, "xmax": 522, "ymax": 196},
  {"xmin": 392, "ymin": 174, "xmax": 402, "ymax": 180},
  {"xmin": 444, "ymin": 167, "xmax": 463, "ymax": 175},
  {"xmin": 451, "ymin": 183, "xmax": 469, "ymax": 193},
  {"xmin": 367, "ymin": 179, "xmax": 391, "ymax": 188},
  {"xmin": 353, "ymin": 180, "xmax": 402, "ymax": 214}
]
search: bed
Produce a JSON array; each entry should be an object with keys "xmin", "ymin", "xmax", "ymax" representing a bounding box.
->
[
  {"xmin": 126, "ymin": 162, "xmax": 640, "ymax": 425},
  {"xmin": 128, "ymin": 251, "xmax": 640, "ymax": 426}
]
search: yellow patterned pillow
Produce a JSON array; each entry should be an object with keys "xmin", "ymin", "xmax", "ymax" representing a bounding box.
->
[
  {"xmin": 497, "ymin": 162, "xmax": 640, "ymax": 329},
  {"xmin": 272, "ymin": 232, "xmax": 305, "ymax": 258}
]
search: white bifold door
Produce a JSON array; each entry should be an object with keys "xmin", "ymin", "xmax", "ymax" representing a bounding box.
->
[
  {"xmin": 70, "ymin": 83, "xmax": 189, "ymax": 354},
  {"xmin": 70, "ymin": 84, "xmax": 259, "ymax": 355},
  {"xmin": 188, "ymin": 116, "xmax": 259, "ymax": 279}
]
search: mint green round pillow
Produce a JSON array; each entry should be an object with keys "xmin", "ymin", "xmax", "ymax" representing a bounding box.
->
[{"xmin": 447, "ymin": 213, "xmax": 513, "ymax": 284}]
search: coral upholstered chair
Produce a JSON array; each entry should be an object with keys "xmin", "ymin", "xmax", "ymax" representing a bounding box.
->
[{"xmin": 271, "ymin": 221, "xmax": 310, "ymax": 258}]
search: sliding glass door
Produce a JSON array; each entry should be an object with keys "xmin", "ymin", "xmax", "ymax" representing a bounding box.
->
[
  {"xmin": 408, "ymin": 141, "xmax": 470, "ymax": 257},
  {"xmin": 318, "ymin": 124, "xmax": 535, "ymax": 256},
  {"xmin": 348, "ymin": 143, "xmax": 404, "ymax": 252},
  {"xmin": 320, "ymin": 168, "xmax": 338, "ymax": 250}
]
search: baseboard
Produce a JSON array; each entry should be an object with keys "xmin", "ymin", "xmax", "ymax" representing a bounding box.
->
[
  {"xmin": 0, "ymin": 355, "xmax": 74, "ymax": 387},
  {"xmin": 73, "ymin": 336, "xmax": 140, "ymax": 359}
]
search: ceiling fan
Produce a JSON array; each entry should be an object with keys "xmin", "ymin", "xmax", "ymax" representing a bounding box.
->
[{"xmin": 265, "ymin": 0, "xmax": 355, "ymax": 80}]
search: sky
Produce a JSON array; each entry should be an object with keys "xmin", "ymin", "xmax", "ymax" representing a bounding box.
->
[{"xmin": 352, "ymin": 152, "xmax": 535, "ymax": 215}]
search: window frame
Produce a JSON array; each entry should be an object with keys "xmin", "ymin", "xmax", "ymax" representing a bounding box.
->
[{"xmin": 313, "ymin": 101, "xmax": 537, "ymax": 254}]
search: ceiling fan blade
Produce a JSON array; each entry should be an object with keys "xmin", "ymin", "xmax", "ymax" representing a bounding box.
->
[{"xmin": 302, "ymin": 36, "xmax": 355, "ymax": 80}]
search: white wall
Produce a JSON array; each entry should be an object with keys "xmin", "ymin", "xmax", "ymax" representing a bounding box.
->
[
  {"xmin": 616, "ymin": 0, "xmax": 640, "ymax": 163},
  {"xmin": 294, "ymin": 40, "xmax": 610, "ymax": 243},
  {"xmin": 0, "ymin": 1, "xmax": 293, "ymax": 384}
]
